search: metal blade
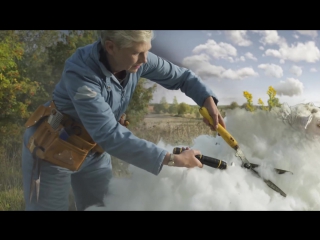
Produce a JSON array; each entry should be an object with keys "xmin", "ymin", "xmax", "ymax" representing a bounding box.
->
[
  {"xmin": 250, "ymin": 163, "xmax": 293, "ymax": 175},
  {"xmin": 250, "ymin": 168, "xmax": 287, "ymax": 197},
  {"xmin": 235, "ymin": 149, "xmax": 251, "ymax": 166},
  {"xmin": 263, "ymin": 179, "xmax": 287, "ymax": 197},
  {"xmin": 235, "ymin": 148, "xmax": 287, "ymax": 197}
]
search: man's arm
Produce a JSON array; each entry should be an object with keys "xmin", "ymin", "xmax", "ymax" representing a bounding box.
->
[
  {"xmin": 141, "ymin": 52, "xmax": 219, "ymax": 107},
  {"xmin": 61, "ymin": 63, "xmax": 168, "ymax": 175}
]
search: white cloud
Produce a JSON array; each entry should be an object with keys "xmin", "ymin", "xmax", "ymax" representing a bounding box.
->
[
  {"xmin": 182, "ymin": 54, "xmax": 229, "ymax": 79},
  {"xmin": 227, "ymin": 56, "xmax": 234, "ymax": 63},
  {"xmin": 221, "ymin": 67, "xmax": 258, "ymax": 80},
  {"xmin": 224, "ymin": 30, "xmax": 252, "ymax": 46},
  {"xmin": 244, "ymin": 52, "xmax": 257, "ymax": 61},
  {"xmin": 293, "ymin": 34, "xmax": 299, "ymax": 39},
  {"xmin": 202, "ymin": 30, "xmax": 212, "ymax": 37},
  {"xmin": 280, "ymin": 59, "xmax": 285, "ymax": 64},
  {"xmin": 274, "ymin": 78, "xmax": 304, "ymax": 96},
  {"xmin": 296, "ymin": 30, "xmax": 318, "ymax": 38},
  {"xmin": 182, "ymin": 54, "xmax": 258, "ymax": 80},
  {"xmin": 290, "ymin": 65, "xmax": 302, "ymax": 77},
  {"xmin": 265, "ymin": 49, "xmax": 282, "ymax": 58},
  {"xmin": 235, "ymin": 56, "xmax": 246, "ymax": 62},
  {"xmin": 252, "ymin": 30, "xmax": 286, "ymax": 47},
  {"xmin": 258, "ymin": 63, "xmax": 283, "ymax": 78},
  {"xmin": 192, "ymin": 39, "xmax": 237, "ymax": 62},
  {"xmin": 265, "ymin": 41, "xmax": 320, "ymax": 63},
  {"xmin": 310, "ymin": 68, "xmax": 317, "ymax": 72},
  {"xmin": 259, "ymin": 46, "xmax": 264, "ymax": 50}
]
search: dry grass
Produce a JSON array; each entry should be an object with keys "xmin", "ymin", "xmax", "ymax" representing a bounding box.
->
[
  {"xmin": 111, "ymin": 114, "xmax": 217, "ymax": 177},
  {"xmin": 134, "ymin": 114, "xmax": 217, "ymax": 146}
]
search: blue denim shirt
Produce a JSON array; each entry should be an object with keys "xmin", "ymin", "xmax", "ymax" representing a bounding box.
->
[{"xmin": 52, "ymin": 40, "xmax": 218, "ymax": 175}]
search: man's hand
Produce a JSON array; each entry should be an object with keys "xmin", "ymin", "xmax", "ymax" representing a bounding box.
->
[
  {"xmin": 162, "ymin": 147, "xmax": 203, "ymax": 168},
  {"xmin": 118, "ymin": 113, "xmax": 129, "ymax": 127},
  {"xmin": 202, "ymin": 96, "xmax": 226, "ymax": 131}
]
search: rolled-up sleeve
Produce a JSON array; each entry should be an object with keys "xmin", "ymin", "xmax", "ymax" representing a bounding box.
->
[
  {"xmin": 62, "ymin": 61, "xmax": 167, "ymax": 175},
  {"xmin": 141, "ymin": 52, "xmax": 219, "ymax": 106}
]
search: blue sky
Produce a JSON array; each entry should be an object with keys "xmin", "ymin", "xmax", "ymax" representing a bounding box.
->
[{"xmin": 148, "ymin": 30, "xmax": 320, "ymax": 107}]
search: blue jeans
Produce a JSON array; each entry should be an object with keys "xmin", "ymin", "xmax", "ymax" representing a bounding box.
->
[{"xmin": 21, "ymin": 123, "xmax": 113, "ymax": 211}]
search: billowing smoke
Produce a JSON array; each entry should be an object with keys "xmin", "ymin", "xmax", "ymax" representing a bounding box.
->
[{"xmin": 86, "ymin": 108, "xmax": 320, "ymax": 210}]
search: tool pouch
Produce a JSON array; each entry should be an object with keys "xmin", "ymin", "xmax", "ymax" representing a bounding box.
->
[{"xmin": 25, "ymin": 103, "xmax": 97, "ymax": 171}]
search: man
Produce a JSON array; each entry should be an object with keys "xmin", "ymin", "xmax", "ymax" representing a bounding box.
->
[{"xmin": 22, "ymin": 30, "xmax": 226, "ymax": 211}]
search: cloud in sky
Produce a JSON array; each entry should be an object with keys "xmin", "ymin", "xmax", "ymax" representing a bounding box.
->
[
  {"xmin": 274, "ymin": 78, "xmax": 304, "ymax": 97},
  {"xmin": 221, "ymin": 67, "xmax": 258, "ymax": 80},
  {"xmin": 265, "ymin": 41, "xmax": 320, "ymax": 63},
  {"xmin": 182, "ymin": 54, "xmax": 258, "ymax": 80},
  {"xmin": 296, "ymin": 30, "xmax": 318, "ymax": 38},
  {"xmin": 224, "ymin": 30, "xmax": 252, "ymax": 47},
  {"xmin": 192, "ymin": 39, "xmax": 237, "ymax": 63},
  {"xmin": 290, "ymin": 65, "xmax": 302, "ymax": 77},
  {"xmin": 151, "ymin": 30, "xmax": 319, "ymax": 105},
  {"xmin": 236, "ymin": 56, "xmax": 245, "ymax": 62},
  {"xmin": 258, "ymin": 63, "xmax": 283, "ymax": 78},
  {"xmin": 244, "ymin": 52, "xmax": 257, "ymax": 61},
  {"xmin": 252, "ymin": 30, "xmax": 287, "ymax": 46}
]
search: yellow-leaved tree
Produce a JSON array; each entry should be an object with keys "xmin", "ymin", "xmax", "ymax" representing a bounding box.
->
[
  {"xmin": 267, "ymin": 86, "xmax": 281, "ymax": 110},
  {"xmin": 0, "ymin": 31, "xmax": 40, "ymax": 149},
  {"xmin": 243, "ymin": 86, "xmax": 281, "ymax": 113},
  {"xmin": 243, "ymin": 91, "xmax": 255, "ymax": 112},
  {"xmin": 257, "ymin": 98, "xmax": 269, "ymax": 111}
]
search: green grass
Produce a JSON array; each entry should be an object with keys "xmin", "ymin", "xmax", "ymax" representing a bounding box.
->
[
  {"xmin": 0, "ymin": 188, "xmax": 25, "ymax": 211},
  {"xmin": 0, "ymin": 143, "xmax": 25, "ymax": 211}
]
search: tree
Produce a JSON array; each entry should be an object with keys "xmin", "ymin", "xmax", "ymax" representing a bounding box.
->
[
  {"xmin": 173, "ymin": 96, "xmax": 178, "ymax": 105},
  {"xmin": 15, "ymin": 30, "xmax": 99, "ymax": 111},
  {"xmin": 168, "ymin": 95, "xmax": 179, "ymax": 114},
  {"xmin": 177, "ymin": 102, "xmax": 190, "ymax": 115},
  {"xmin": 15, "ymin": 30, "xmax": 62, "ymax": 110},
  {"xmin": 159, "ymin": 96, "xmax": 169, "ymax": 113},
  {"xmin": 125, "ymin": 78, "xmax": 157, "ymax": 127},
  {"xmin": 0, "ymin": 31, "xmax": 40, "ymax": 146},
  {"xmin": 153, "ymin": 104, "xmax": 162, "ymax": 114},
  {"xmin": 229, "ymin": 101, "xmax": 239, "ymax": 109},
  {"xmin": 168, "ymin": 104, "xmax": 176, "ymax": 114},
  {"xmin": 240, "ymin": 103, "xmax": 247, "ymax": 109}
]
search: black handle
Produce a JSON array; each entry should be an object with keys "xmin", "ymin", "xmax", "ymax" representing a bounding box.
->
[{"xmin": 173, "ymin": 147, "xmax": 227, "ymax": 170}]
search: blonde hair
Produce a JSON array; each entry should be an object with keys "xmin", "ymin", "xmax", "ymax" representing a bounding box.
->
[{"xmin": 100, "ymin": 30, "xmax": 154, "ymax": 49}]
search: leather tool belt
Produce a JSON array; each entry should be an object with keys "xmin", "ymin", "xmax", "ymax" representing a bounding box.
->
[{"xmin": 25, "ymin": 101, "xmax": 104, "ymax": 171}]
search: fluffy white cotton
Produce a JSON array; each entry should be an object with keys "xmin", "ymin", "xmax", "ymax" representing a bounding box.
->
[{"xmin": 86, "ymin": 107, "xmax": 320, "ymax": 211}]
